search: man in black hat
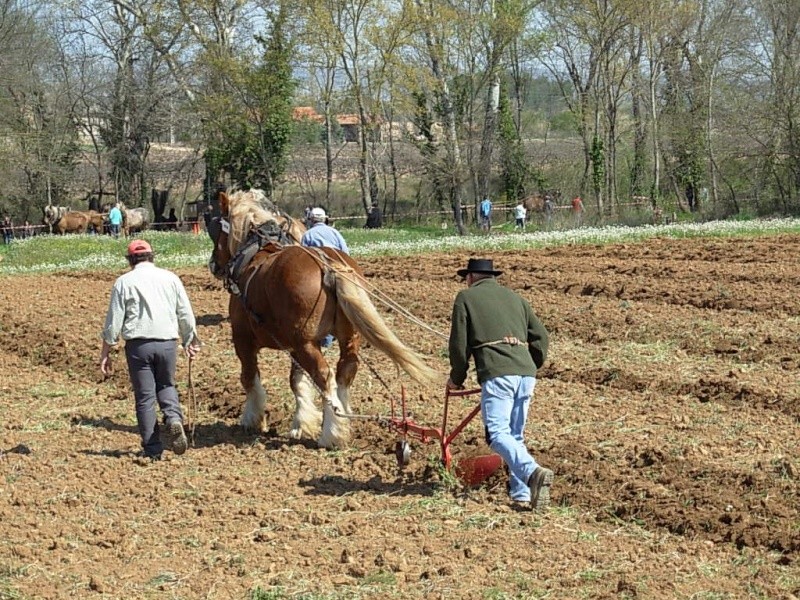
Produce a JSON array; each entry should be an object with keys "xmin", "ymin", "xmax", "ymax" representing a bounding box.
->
[{"xmin": 447, "ymin": 258, "xmax": 553, "ymax": 509}]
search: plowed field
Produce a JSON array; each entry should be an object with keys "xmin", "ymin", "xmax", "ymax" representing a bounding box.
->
[{"xmin": 1, "ymin": 234, "xmax": 798, "ymax": 599}]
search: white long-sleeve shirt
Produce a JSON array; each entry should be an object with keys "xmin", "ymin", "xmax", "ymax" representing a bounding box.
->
[{"xmin": 102, "ymin": 262, "xmax": 197, "ymax": 347}]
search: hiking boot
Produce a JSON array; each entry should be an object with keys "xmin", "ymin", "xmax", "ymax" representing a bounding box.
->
[
  {"xmin": 165, "ymin": 421, "xmax": 188, "ymax": 456},
  {"xmin": 528, "ymin": 467, "xmax": 554, "ymax": 511},
  {"xmin": 134, "ymin": 451, "xmax": 162, "ymax": 465}
]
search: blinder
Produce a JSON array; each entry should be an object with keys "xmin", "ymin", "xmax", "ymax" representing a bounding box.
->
[{"xmin": 207, "ymin": 216, "xmax": 229, "ymax": 243}]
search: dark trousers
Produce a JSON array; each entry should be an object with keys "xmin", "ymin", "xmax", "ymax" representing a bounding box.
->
[{"xmin": 125, "ymin": 339, "xmax": 183, "ymax": 456}]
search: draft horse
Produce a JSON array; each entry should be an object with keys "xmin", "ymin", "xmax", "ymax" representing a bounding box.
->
[{"xmin": 208, "ymin": 189, "xmax": 437, "ymax": 449}]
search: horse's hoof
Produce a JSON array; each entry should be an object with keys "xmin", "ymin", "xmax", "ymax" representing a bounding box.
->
[
  {"xmin": 289, "ymin": 427, "xmax": 302, "ymax": 439},
  {"xmin": 239, "ymin": 417, "xmax": 266, "ymax": 433},
  {"xmin": 317, "ymin": 431, "xmax": 349, "ymax": 450}
]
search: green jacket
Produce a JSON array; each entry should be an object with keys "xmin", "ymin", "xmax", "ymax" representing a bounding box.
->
[{"xmin": 448, "ymin": 278, "xmax": 548, "ymax": 386}]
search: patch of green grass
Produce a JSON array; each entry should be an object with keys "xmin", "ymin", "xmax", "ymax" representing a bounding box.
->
[
  {"xmin": 576, "ymin": 530, "xmax": 599, "ymax": 542},
  {"xmin": 146, "ymin": 572, "xmax": 178, "ymax": 587},
  {"xmin": 4, "ymin": 218, "xmax": 800, "ymax": 275},
  {"xmin": 0, "ymin": 563, "xmax": 29, "ymax": 600},
  {"xmin": 24, "ymin": 420, "xmax": 66, "ymax": 433},
  {"xmin": 359, "ymin": 570, "xmax": 396, "ymax": 586},
  {"xmin": 249, "ymin": 587, "xmax": 286, "ymax": 600},
  {"xmin": 1, "ymin": 231, "xmax": 211, "ymax": 274},
  {"xmin": 171, "ymin": 488, "xmax": 199, "ymax": 498},
  {"xmin": 615, "ymin": 340, "xmax": 680, "ymax": 364},
  {"xmin": 29, "ymin": 385, "xmax": 69, "ymax": 399},
  {"xmin": 460, "ymin": 513, "xmax": 505, "ymax": 530},
  {"xmin": 482, "ymin": 588, "xmax": 512, "ymax": 600},
  {"xmin": 577, "ymin": 568, "xmax": 603, "ymax": 582},
  {"xmin": 0, "ymin": 581, "xmax": 24, "ymax": 600}
]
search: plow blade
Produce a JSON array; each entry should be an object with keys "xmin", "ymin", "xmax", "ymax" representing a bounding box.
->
[{"xmin": 454, "ymin": 453, "xmax": 503, "ymax": 487}]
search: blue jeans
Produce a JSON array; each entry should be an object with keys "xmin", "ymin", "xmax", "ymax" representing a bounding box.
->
[
  {"xmin": 321, "ymin": 334, "xmax": 334, "ymax": 348},
  {"xmin": 481, "ymin": 375, "xmax": 538, "ymax": 501}
]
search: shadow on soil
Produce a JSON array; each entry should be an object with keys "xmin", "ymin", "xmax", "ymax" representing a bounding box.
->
[{"xmin": 299, "ymin": 474, "xmax": 438, "ymax": 498}]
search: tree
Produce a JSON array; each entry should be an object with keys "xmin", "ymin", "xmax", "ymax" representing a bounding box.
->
[
  {"xmin": 205, "ymin": 4, "xmax": 296, "ymax": 195},
  {"xmin": 410, "ymin": 0, "xmax": 469, "ymax": 234},
  {"xmin": 0, "ymin": 1, "xmax": 78, "ymax": 217}
]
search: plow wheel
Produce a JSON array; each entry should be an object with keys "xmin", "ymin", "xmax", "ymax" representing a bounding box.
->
[{"xmin": 395, "ymin": 440, "xmax": 411, "ymax": 467}]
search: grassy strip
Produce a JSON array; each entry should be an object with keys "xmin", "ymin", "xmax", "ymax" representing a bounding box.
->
[{"xmin": 1, "ymin": 218, "xmax": 799, "ymax": 275}]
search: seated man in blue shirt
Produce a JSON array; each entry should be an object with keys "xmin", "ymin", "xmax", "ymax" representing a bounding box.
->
[
  {"xmin": 300, "ymin": 207, "xmax": 349, "ymax": 254},
  {"xmin": 300, "ymin": 207, "xmax": 349, "ymax": 348}
]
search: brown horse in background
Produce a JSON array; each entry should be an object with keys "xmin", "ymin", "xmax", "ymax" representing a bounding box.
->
[
  {"xmin": 43, "ymin": 209, "xmax": 103, "ymax": 235},
  {"xmin": 54, "ymin": 211, "xmax": 90, "ymax": 234},
  {"xmin": 208, "ymin": 189, "xmax": 437, "ymax": 448},
  {"xmin": 76, "ymin": 210, "xmax": 105, "ymax": 233},
  {"xmin": 523, "ymin": 194, "xmax": 545, "ymax": 213}
]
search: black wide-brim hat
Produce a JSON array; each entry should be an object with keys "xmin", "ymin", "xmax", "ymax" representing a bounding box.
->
[{"xmin": 457, "ymin": 258, "xmax": 503, "ymax": 278}]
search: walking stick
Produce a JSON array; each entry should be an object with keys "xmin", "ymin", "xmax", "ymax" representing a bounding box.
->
[{"xmin": 188, "ymin": 356, "xmax": 198, "ymax": 447}]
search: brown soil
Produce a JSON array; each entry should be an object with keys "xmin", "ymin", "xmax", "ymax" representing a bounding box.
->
[{"xmin": 1, "ymin": 235, "xmax": 798, "ymax": 599}]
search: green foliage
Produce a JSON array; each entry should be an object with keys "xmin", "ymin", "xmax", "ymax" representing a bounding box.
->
[
  {"xmin": 204, "ymin": 6, "xmax": 296, "ymax": 196},
  {"xmin": 498, "ymin": 84, "xmax": 527, "ymax": 202},
  {"xmin": 292, "ymin": 118, "xmax": 324, "ymax": 145},
  {"xmin": 550, "ymin": 109, "xmax": 579, "ymax": 134}
]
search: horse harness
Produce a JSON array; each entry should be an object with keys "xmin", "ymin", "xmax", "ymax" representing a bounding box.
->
[{"xmin": 221, "ymin": 219, "xmax": 293, "ymax": 300}]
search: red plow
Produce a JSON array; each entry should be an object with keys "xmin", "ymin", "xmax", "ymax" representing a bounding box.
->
[{"xmin": 381, "ymin": 387, "xmax": 502, "ymax": 486}]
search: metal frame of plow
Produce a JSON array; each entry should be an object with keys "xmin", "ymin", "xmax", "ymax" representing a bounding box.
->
[{"xmin": 387, "ymin": 387, "xmax": 503, "ymax": 486}]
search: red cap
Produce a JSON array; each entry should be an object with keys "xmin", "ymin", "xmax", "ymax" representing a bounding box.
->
[{"xmin": 127, "ymin": 239, "xmax": 152, "ymax": 256}]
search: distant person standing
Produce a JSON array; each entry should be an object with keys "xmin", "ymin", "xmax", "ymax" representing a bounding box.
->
[
  {"xmin": 364, "ymin": 201, "xmax": 383, "ymax": 229},
  {"xmin": 543, "ymin": 196, "xmax": 555, "ymax": 228},
  {"xmin": 108, "ymin": 203, "xmax": 123, "ymax": 238},
  {"xmin": 2, "ymin": 216, "xmax": 13, "ymax": 244},
  {"xmin": 166, "ymin": 208, "xmax": 178, "ymax": 231},
  {"xmin": 514, "ymin": 201, "xmax": 527, "ymax": 231},
  {"xmin": 99, "ymin": 240, "xmax": 201, "ymax": 461},
  {"xmin": 303, "ymin": 205, "xmax": 314, "ymax": 229},
  {"xmin": 571, "ymin": 196, "xmax": 584, "ymax": 227},
  {"xmin": 479, "ymin": 196, "xmax": 493, "ymax": 232}
]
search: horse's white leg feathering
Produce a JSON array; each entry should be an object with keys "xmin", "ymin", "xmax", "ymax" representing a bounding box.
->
[
  {"xmin": 240, "ymin": 374, "xmax": 267, "ymax": 432},
  {"xmin": 318, "ymin": 373, "xmax": 350, "ymax": 449},
  {"xmin": 290, "ymin": 368, "xmax": 322, "ymax": 439}
]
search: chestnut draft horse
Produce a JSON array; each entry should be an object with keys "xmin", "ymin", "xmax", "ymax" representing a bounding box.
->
[{"xmin": 208, "ymin": 190, "xmax": 437, "ymax": 449}]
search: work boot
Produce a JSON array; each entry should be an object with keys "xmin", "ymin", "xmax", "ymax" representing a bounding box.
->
[
  {"xmin": 134, "ymin": 451, "xmax": 162, "ymax": 465},
  {"xmin": 528, "ymin": 467, "xmax": 554, "ymax": 511},
  {"xmin": 165, "ymin": 421, "xmax": 188, "ymax": 456}
]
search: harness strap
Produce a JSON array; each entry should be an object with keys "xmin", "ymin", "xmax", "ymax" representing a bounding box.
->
[{"xmin": 242, "ymin": 262, "xmax": 263, "ymax": 300}]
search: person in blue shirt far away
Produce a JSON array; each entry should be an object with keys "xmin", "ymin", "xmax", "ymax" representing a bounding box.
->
[
  {"xmin": 108, "ymin": 203, "xmax": 123, "ymax": 238},
  {"xmin": 479, "ymin": 196, "xmax": 493, "ymax": 232}
]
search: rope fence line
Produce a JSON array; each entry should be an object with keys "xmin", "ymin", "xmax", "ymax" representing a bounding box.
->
[
  {"xmin": 1, "ymin": 199, "xmax": 660, "ymax": 241},
  {"xmin": 327, "ymin": 201, "xmax": 656, "ymax": 222}
]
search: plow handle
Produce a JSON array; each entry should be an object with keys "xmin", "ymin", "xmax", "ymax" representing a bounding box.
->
[{"xmin": 442, "ymin": 387, "xmax": 482, "ymax": 469}]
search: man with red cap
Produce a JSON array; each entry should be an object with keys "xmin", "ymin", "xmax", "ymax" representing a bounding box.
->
[{"xmin": 99, "ymin": 239, "xmax": 201, "ymax": 461}]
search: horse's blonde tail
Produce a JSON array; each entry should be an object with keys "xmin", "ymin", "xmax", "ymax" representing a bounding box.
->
[{"xmin": 334, "ymin": 272, "xmax": 439, "ymax": 385}]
